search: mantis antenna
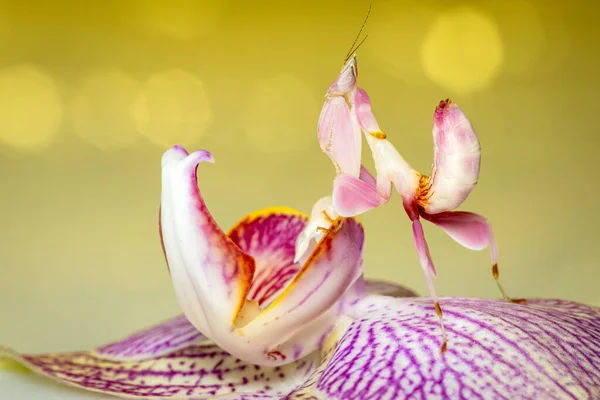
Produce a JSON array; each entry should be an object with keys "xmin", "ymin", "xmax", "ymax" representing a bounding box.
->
[{"xmin": 344, "ymin": 5, "xmax": 372, "ymax": 61}]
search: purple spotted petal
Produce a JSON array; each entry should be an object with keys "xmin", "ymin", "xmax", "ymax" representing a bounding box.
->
[
  {"xmin": 93, "ymin": 315, "xmax": 206, "ymax": 361},
  {"xmin": 308, "ymin": 296, "xmax": 600, "ymax": 400},
  {"xmin": 0, "ymin": 344, "xmax": 319, "ymax": 399}
]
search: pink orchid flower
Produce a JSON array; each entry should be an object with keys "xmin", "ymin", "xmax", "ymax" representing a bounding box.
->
[{"xmin": 2, "ymin": 145, "xmax": 599, "ymax": 399}]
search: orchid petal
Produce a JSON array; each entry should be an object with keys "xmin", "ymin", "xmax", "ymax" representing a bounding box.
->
[
  {"xmin": 332, "ymin": 171, "xmax": 389, "ymax": 217},
  {"xmin": 160, "ymin": 147, "xmax": 255, "ymax": 341},
  {"xmin": 162, "ymin": 151, "xmax": 369, "ymax": 365},
  {"xmin": 354, "ymin": 87, "xmax": 386, "ymax": 139},
  {"xmin": 227, "ymin": 207, "xmax": 308, "ymax": 306},
  {"xmin": 285, "ymin": 315, "xmax": 355, "ymax": 399},
  {"xmin": 239, "ymin": 218, "xmax": 364, "ymax": 358},
  {"xmin": 420, "ymin": 99, "xmax": 481, "ymax": 214},
  {"xmin": 272, "ymin": 277, "xmax": 419, "ymax": 363},
  {"xmin": 0, "ymin": 344, "xmax": 319, "ymax": 399},
  {"xmin": 93, "ymin": 315, "xmax": 205, "ymax": 361},
  {"xmin": 161, "ymin": 150, "xmax": 370, "ymax": 366},
  {"xmin": 317, "ymin": 96, "xmax": 362, "ymax": 177},
  {"xmin": 309, "ymin": 296, "xmax": 600, "ymax": 399}
]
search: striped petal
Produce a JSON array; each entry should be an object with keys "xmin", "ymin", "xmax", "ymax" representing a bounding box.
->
[
  {"xmin": 92, "ymin": 315, "xmax": 205, "ymax": 361},
  {"xmin": 238, "ymin": 217, "xmax": 364, "ymax": 363},
  {"xmin": 305, "ymin": 296, "xmax": 600, "ymax": 400},
  {"xmin": 227, "ymin": 207, "xmax": 308, "ymax": 306},
  {"xmin": 0, "ymin": 344, "xmax": 319, "ymax": 399},
  {"xmin": 160, "ymin": 146, "xmax": 255, "ymax": 342}
]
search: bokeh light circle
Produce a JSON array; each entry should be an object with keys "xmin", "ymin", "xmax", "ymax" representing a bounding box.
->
[
  {"xmin": 133, "ymin": 69, "xmax": 212, "ymax": 148},
  {"xmin": 0, "ymin": 65, "xmax": 63, "ymax": 150},
  {"xmin": 72, "ymin": 70, "xmax": 141, "ymax": 151},
  {"xmin": 367, "ymin": 4, "xmax": 437, "ymax": 87},
  {"xmin": 421, "ymin": 8, "xmax": 504, "ymax": 95}
]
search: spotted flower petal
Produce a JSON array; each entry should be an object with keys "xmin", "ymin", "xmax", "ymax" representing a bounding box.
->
[{"xmin": 0, "ymin": 344, "xmax": 320, "ymax": 399}]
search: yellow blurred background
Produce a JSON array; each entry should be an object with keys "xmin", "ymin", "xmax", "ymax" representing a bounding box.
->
[{"xmin": 0, "ymin": 0, "xmax": 598, "ymax": 353}]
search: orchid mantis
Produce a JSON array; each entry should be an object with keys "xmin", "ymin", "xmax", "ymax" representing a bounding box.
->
[
  {"xmin": 296, "ymin": 51, "xmax": 522, "ymax": 352},
  {"xmin": 294, "ymin": 12, "xmax": 389, "ymax": 261}
]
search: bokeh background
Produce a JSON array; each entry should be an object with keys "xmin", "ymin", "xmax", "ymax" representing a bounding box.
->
[{"xmin": 1, "ymin": 0, "xmax": 598, "ymax": 353}]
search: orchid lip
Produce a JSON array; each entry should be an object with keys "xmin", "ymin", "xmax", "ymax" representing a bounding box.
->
[{"xmin": 159, "ymin": 146, "xmax": 366, "ymax": 366}]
